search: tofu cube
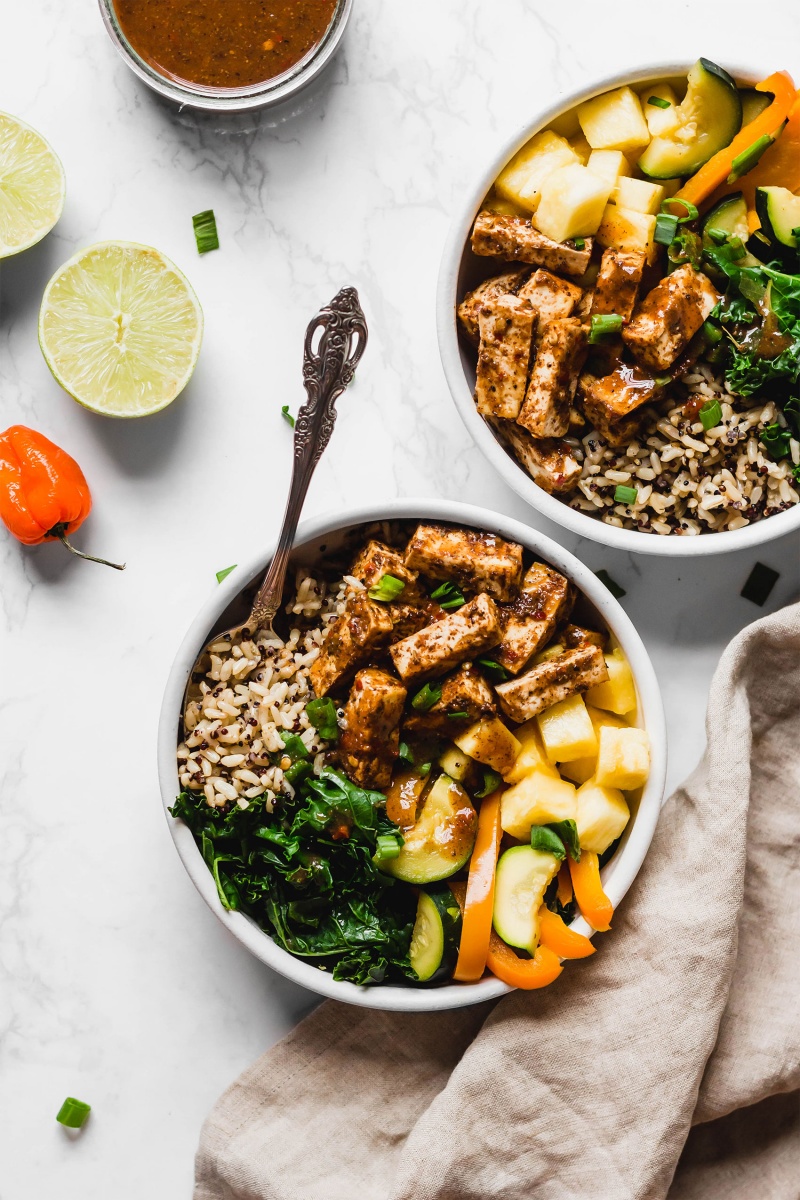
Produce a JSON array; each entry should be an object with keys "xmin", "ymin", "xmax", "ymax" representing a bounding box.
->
[
  {"xmin": 639, "ymin": 84, "xmax": 680, "ymax": 137},
  {"xmin": 492, "ymin": 420, "xmax": 583, "ymax": 495},
  {"xmin": 596, "ymin": 204, "xmax": 658, "ymax": 265},
  {"xmin": 585, "ymin": 647, "xmax": 637, "ymax": 715},
  {"xmin": 517, "ymin": 316, "xmax": 587, "ymax": 439},
  {"xmin": 587, "ymin": 149, "xmax": 632, "ymax": 185},
  {"xmin": 454, "ymin": 715, "xmax": 521, "ymax": 777},
  {"xmin": 536, "ymin": 693, "xmax": 597, "ymax": 763},
  {"xmin": 558, "ymin": 705, "xmax": 626, "ymax": 784},
  {"xmin": 578, "ymin": 86, "xmax": 651, "ymax": 153},
  {"xmin": 576, "ymin": 780, "xmax": 630, "ymax": 852},
  {"xmin": 495, "ymin": 130, "xmax": 581, "ymax": 212},
  {"xmin": 612, "ymin": 176, "xmax": 665, "ymax": 215},
  {"xmin": 622, "ymin": 264, "xmax": 720, "ymax": 371},
  {"xmin": 534, "ymin": 164, "xmax": 612, "ymax": 243},
  {"xmin": 503, "ymin": 717, "xmax": 560, "ymax": 784},
  {"xmin": 594, "ymin": 726, "xmax": 650, "ymax": 791},
  {"xmin": 475, "ymin": 295, "xmax": 536, "ymax": 420},
  {"xmin": 500, "ymin": 771, "xmax": 577, "ymax": 839},
  {"xmin": 517, "ymin": 269, "xmax": 582, "ymax": 321}
]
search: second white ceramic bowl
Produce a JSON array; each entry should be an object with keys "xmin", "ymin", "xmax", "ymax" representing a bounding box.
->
[
  {"xmin": 436, "ymin": 61, "xmax": 800, "ymax": 557},
  {"xmin": 158, "ymin": 499, "xmax": 667, "ymax": 1011}
]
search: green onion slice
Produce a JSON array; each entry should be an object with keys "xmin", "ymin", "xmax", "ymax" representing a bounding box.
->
[
  {"xmin": 447, "ymin": 711, "xmax": 469, "ymax": 720},
  {"xmin": 727, "ymin": 134, "xmax": 774, "ymax": 184},
  {"xmin": 548, "ymin": 819, "xmax": 581, "ymax": 861},
  {"xmin": 661, "ymin": 197, "xmax": 699, "ymax": 223},
  {"xmin": 574, "ymin": 237, "xmax": 585, "ymax": 250},
  {"xmin": 430, "ymin": 581, "xmax": 466, "ymax": 609},
  {"xmin": 368, "ymin": 573, "xmax": 406, "ymax": 602},
  {"xmin": 477, "ymin": 657, "xmax": 508, "ymax": 681},
  {"xmin": 530, "ymin": 825, "xmax": 566, "ymax": 860},
  {"xmin": 647, "ymin": 95, "xmax": 671, "ymax": 109},
  {"xmin": 397, "ymin": 741, "xmax": 414, "ymax": 767},
  {"xmin": 281, "ymin": 405, "xmax": 295, "ymax": 428},
  {"xmin": 411, "ymin": 682, "xmax": 443, "ymax": 712},
  {"xmin": 613, "ymin": 484, "xmax": 638, "ymax": 505},
  {"xmin": 595, "ymin": 569, "xmax": 626, "ymax": 599},
  {"xmin": 375, "ymin": 833, "xmax": 403, "ymax": 860},
  {"xmin": 192, "ymin": 209, "xmax": 219, "ymax": 254},
  {"xmin": 284, "ymin": 760, "xmax": 311, "ymax": 785},
  {"xmin": 701, "ymin": 320, "xmax": 723, "ymax": 346},
  {"xmin": 654, "ymin": 212, "xmax": 679, "ymax": 246},
  {"xmin": 740, "ymin": 562, "xmax": 779, "ymax": 607},
  {"xmin": 215, "ymin": 564, "xmax": 237, "ymax": 583},
  {"xmin": 418, "ymin": 761, "xmax": 432, "ymax": 776},
  {"xmin": 56, "ymin": 1098, "xmax": 91, "ymax": 1128},
  {"xmin": 589, "ymin": 313, "xmax": 623, "ymax": 343},
  {"xmin": 705, "ymin": 226, "xmax": 729, "ymax": 246},
  {"xmin": 279, "ymin": 731, "xmax": 310, "ymax": 760},
  {"xmin": 306, "ymin": 697, "xmax": 340, "ymax": 741},
  {"xmin": 476, "ymin": 768, "xmax": 502, "ymax": 798},
  {"xmin": 699, "ymin": 399, "xmax": 722, "ymax": 430}
]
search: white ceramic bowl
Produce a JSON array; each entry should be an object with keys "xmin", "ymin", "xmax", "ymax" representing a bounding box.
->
[
  {"xmin": 437, "ymin": 61, "xmax": 800, "ymax": 557},
  {"xmin": 158, "ymin": 499, "xmax": 667, "ymax": 1010}
]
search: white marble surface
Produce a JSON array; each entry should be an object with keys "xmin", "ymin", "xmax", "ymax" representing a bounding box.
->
[{"xmin": 1, "ymin": 2, "xmax": 799, "ymax": 1195}]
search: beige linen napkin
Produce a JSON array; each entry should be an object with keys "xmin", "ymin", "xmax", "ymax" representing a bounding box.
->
[{"xmin": 195, "ymin": 604, "xmax": 800, "ymax": 1200}]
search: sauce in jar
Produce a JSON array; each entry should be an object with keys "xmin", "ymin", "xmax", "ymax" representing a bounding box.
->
[{"xmin": 114, "ymin": 0, "xmax": 339, "ymax": 91}]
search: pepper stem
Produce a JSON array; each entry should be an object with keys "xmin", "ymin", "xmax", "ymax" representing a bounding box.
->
[{"xmin": 58, "ymin": 534, "xmax": 126, "ymax": 571}]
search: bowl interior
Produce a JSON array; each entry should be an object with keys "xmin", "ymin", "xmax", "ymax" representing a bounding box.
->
[{"xmin": 159, "ymin": 500, "xmax": 667, "ymax": 1011}]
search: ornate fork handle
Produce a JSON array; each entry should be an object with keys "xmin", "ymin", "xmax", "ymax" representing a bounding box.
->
[{"xmin": 249, "ymin": 287, "xmax": 367, "ymax": 629}]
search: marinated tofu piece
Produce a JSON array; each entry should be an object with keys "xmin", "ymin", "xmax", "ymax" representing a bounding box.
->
[
  {"xmin": 457, "ymin": 268, "xmax": 530, "ymax": 344},
  {"xmin": 580, "ymin": 391, "xmax": 644, "ymax": 448},
  {"xmin": 622, "ymin": 264, "xmax": 720, "ymax": 371},
  {"xmin": 591, "ymin": 248, "xmax": 646, "ymax": 323},
  {"xmin": 492, "ymin": 421, "xmax": 582, "ymax": 494},
  {"xmin": 338, "ymin": 668, "xmax": 407, "ymax": 789},
  {"xmin": 496, "ymin": 562, "xmax": 576, "ymax": 674},
  {"xmin": 386, "ymin": 600, "xmax": 442, "ymax": 642},
  {"xmin": 576, "ymin": 288, "xmax": 594, "ymax": 321},
  {"xmin": 475, "ymin": 295, "xmax": 537, "ymax": 420},
  {"xmin": 580, "ymin": 363, "xmax": 663, "ymax": 424},
  {"xmin": 471, "ymin": 211, "xmax": 593, "ymax": 277},
  {"xmin": 563, "ymin": 623, "xmax": 607, "ymax": 650},
  {"xmin": 308, "ymin": 592, "xmax": 394, "ymax": 697},
  {"xmin": 350, "ymin": 540, "xmax": 419, "ymax": 595},
  {"xmin": 516, "ymin": 317, "xmax": 588, "ymax": 438},
  {"xmin": 403, "ymin": 663, "xmax": 496, "ymax": 735},
  {"xmin": 390, "ymin": 593, "xmax": 501, "ymax": 685},
  {"xmin": 404, "ymin": 524, "xmax": 524, "ymax": 602},
  {"xmin": 495, "ymin": 644, "xmax": 609, "ymax": 723},
  {"xmin": 517, "ymin": 268, "xmax": 582, "ymax": 320}
]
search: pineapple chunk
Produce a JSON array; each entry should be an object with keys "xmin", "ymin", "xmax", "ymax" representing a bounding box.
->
[
  {"xmin": 483, "ymin": 191, "xmax": 528, "ymax": 217},
  {"xmin": 503, "ymin": 718, "xmax": 559, "ymax": 784},
  {"xmin": 576, "ymin": 780, "xmax": 630, "ymax": 852},
  {"xmin": 536, "ymin": 693, "xmax": 597, "ymax": 763},
  {"xmin": 438, "ymin": 743, "xmax": 475, "ymax": 784},
  {"xmin": 578, "ymin": 86, "xmax": 650, "ymax": 153},
  {"xmin": 534, "ymin": 164, "xmax": 612, "ymax": 242},
  {"xmin": 595, "ymin": 726, "xmax": 650, "ymax": 791},
  {"xmin": 454, "ymin": 716, "xmax": 521, "ymax": 776},
  {"xmin": 585, "ymin": 647, "xmax": 637, "ymax": 715},
  {"xmin": 612, "ymin": 176, "xmax": 665, "ymax": 215},
  {"xmin": 568, "ymin": 134, "xmax": 592, "ymax": 164},
  {"xmin": 639, "ymin": 85, "xmax": 681, "ymax": 138},
  {"xmin": 587, "ymin": 149, "xmax": 631, "ymax": 185},
  {"xmin": 596, "ymin": 204, "xmax": 658, "ymax": 265},
  {"xmin": 495, "ymin": 130, "xmax": 581, "ymax": 213},
  {"xmin": 534, "ymin": 642, "xmax": 564, "ymax": 665},
  {"xmin": 501, "ymin": 770, "xmax": 577, "ymax": 839},
  {"xmin": 558, "ymin": 705, "xmax": 627, "ymax": 784}
]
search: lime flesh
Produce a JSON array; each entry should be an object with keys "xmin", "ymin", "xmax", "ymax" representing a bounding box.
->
[{"xmin": 0, "ymin": 111, "xmax": 65, "ymax": 258}]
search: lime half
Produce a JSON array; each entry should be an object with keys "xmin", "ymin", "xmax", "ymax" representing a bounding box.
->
[
  {"xmin": 0, "ymin": 111, "xmax": 65, "ymax": 258},
  {"xmin": 39, "ymin": 241, "xmax": 203, "ymax": 417}
]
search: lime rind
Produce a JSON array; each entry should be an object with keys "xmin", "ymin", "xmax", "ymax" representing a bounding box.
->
[
  {"xmin": 0, "ymin": 111, "xmax": 65, "ymax": 259},
  {"xmin": 38, "ymin": 240, "xmax": 203, "ymax": 418}
]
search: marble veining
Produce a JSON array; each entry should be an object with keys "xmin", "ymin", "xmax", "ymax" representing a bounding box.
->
[{"xmin": 1, "ymin": 2, "xmax": 799, "ymax": 1195}]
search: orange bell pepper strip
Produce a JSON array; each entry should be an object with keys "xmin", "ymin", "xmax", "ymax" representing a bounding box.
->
[
  {"xmin": 485, "ymin": 929, "xmax": 563, "ymax": 990},
  {"xmin": 538, "ymin": 906, "xmax": 595, "ymax": 960},
  {"xmin": 673, "ymin": 71, "xmax": 797, "ymax": 213},
  {"xmin": 556, "ymin": 862, "xmax": 573, "ymax": 907},
  {"xmin": 452, "ymin": 789, "xmax": 502, "ymax": 981},
  {"xmin": 568, "ymin": 851, "xmax": 613, "ymax": 932},
  {"xmin": 709, "ymin": 96, "xmax": 800, "ymax": 230}
]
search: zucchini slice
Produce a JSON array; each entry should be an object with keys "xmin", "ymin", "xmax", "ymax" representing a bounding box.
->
[
  {"xmin": 755, "ymin": 186, "xmax": 800, "ymax": 251},
  {"xmin": 701, "ymin": 192, "xmax": 750, "ymax": 244},
  {"xmin": 380, "ymin": 773, "xmax": 477, "ymax": 884},
  {"xmin": 639, "ymin": 59, "xmax": 742, "ymax": 180},
  {"xmin": 492, "ymin": 844, "xmax": 560, "ymax": 953},
  {"xmin": 739, "ymin": 88, "xmax": 773, "ymax": 127},
  {"xmin": 409, "ymin": 886, "xmax": 463, "ymax": 983}
]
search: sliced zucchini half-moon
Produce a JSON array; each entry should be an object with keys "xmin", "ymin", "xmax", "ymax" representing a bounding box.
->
[
  {"xmin": 755, "ymin": 185, "xmax": 800, "ymax": 252},
  {"xmin": 409, "ymin": 886, "xmax": 463, "ymax": 983},
  {"xmin": 639, "ymin": 59, "xmax": 742, "ymax": 180}
]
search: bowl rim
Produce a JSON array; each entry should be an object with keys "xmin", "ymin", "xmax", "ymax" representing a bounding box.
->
[
  {"xmin": 157, "ymin": 498, "xmax": 667, "ymax": 1012},
  {"xmin": 436, "ymin": 59, "xmax": 800, "ymax": 557}
]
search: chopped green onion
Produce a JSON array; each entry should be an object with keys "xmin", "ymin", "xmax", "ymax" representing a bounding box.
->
[
  {"xmin": 741, "ymin": 562, "xmax": 779, "ymax": 607},
  {"xmin": 705, "ymin": 226, "xmax": 729, "ymax": 246},
  {"xmin": 447, "ymin": 711, "xmax": 469, "ymax": 720},
  {"xmin": 548, "ymin": 819, "xmax": 580, "ymax": 861},
  {"xmin": 699, "ymin": 399, "xmax": 722, "ymax": 430},
  {"xmin": 397, "ymin": 741, "xmax": 414, "ymax": 767},
  {"xmin": 284, "ymin": 760, "xmax": 311, "ymax": 785},
  {"xmin": 430, "ymin": 581, "xmax": 466, "ymax": 610},
  {"xmin": 279, "ymin": 731, "xmax": 310, "ymax": 760},
  {"xmin": 654, "ymin": 212, "xmax": 679, "ymax": 245},
  {"xmin": 574, "ymin": 237, "xmax": 585, "ymax": 250},
  {"xmin": 530, "ymin": 825, "xmax": 566, "ymax": 860},
  {"xmin": 792, "ymin": 226, "xmax": 800, "ymax": 241},
  {"xmin": 784, "ymin": 396, "xmax": 800, "ymax": 438},
  {"xmin": 667, "ymin": 229, "xmax": 702, "ymax": 269},
  {"xmin": 661, "ymin": 196, "xmax": 699, "ymax": 223},
  {"xmin": 647, "ymin": 95, "xmax": 671, "ymax": 109},
  {"xmin": 727, "ymin": 134, "xmax": 774, "ymax": 184},
  {"xmin": 476, "ymin": 768, "xmax": 502, "ymax": 798},
  {"xmin": 192, "ymin": 209, "xmax": 219, "ymax": 254},
  {"xmin": 56, "ymin": 1098, "xmax": 91, "ymax": 1129},
  {"xmin": 306, "ymin": 696, "xmax": 339, "ymax": 741},
  {"xmin": 281, "ymin": 405, "xmax": 295, "ymax": 428},
  {"xmin": 595, "ymin": 569, "xmax": 626, "ymax": 599},
  {"xmin": 411, "ymin": 682, "xmax": 443, "ymax": 712},
  {"xmin": 375, "ymin": 833, "xmax": 403, "ymax": 860},
  {"xmin": 613, "ymin": 484, "xmax": 638, "ymax": 505},
  {"xmin": 477, "ymin": 657, "xmax": 508, "ymax": 681},
  {"xmin": 589, "ymin": 313, "xmax": 623, "ymax": 343},
  {"xmin": 368, "ymin": 573, "xmax": 406, "ymax": 602},
  {"xmin": 215, "ymin": 564, "xmax": 237, "ymax": 583},
  {"xmin": 760, "ymin": 423, "xmax": 792, "ymax": 460},
  {"xmin": 727, "ymin": 235, "xmax": 746, "ymax": 260},
  {"xmin": 419, "ymin": 761, "xmax": 432, "ymax": 776},
  {"xmin": 701, "ymin": 320, "xmax": 723, "ymax": 346}
]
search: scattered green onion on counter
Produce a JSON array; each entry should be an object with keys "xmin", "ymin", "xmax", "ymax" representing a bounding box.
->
[
  {"xmin": 368, "ymin": 573, "xmax": 406, "ymax": 602},
  {"xmin": 411, "ymin": 682, "xmax": 442, "ymax": 712},
  {"xmin": 215, "ymin": 564, "xmax": 237, "ymax": 583},
  {"xmin": 589, "ymin": 313, "xmax": 623, "ymax": 343},
  {"xmin": 192, "ymin": 209, "xmax": 219, "ymax": 254},
  {"xmin": 281, "ymin": 405, "xmax": 295, "ymax": 428},
  {"xmin": 740, "ymin": 563, "xmax": 779, "ymax": 607},
  {"xmin": 56, "ymin": 1098, "xmax": 91, "ymax": 1129},
  {"xmin": 431, "ymin": 581, "xmax": 465, "ymax": 610},
  {"xmin": 595, "ymin": 569, "xmax": 626, "ymax": 599},
  {"xmin": 614, "ymin": 485, "xmax": 638, "ymax": 505}
]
